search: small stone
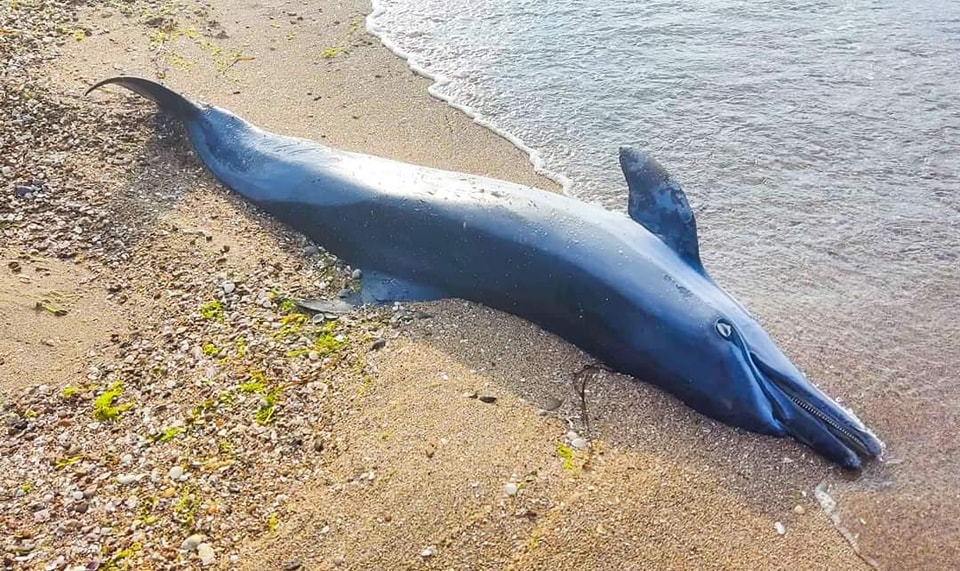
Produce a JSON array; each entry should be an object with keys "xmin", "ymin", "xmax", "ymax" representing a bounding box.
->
[
  {"xmin": 197, "ymin": 543, "xmax": 216, "ymax": 565},
  {"xmin": 1, "ymin": 166, "xmax": 13, "ymax": 177},
  {"xmin": 313, "ymin": 440, "xmax": 324, "ymax": 453},
  {"xmin": 542, "ymin": 397, "xmax": 563, "ymax": 411},
  {"xmin": 181, "ymin": 534, "xmax": 205, "ymax": 552},
  {"xmin": 571, "ymin": 437, "xmax": 588, "ymax": 450},
  {"xmin": 478, "ymin": 395, "xmax": 497, "ymax": 404},
  {"xmin": 351, "ymin": 269, "xmax": 362, "ymax": 279},
  {"xmin": 793, "ymin": 505, "xmax": 806, "ymax": 515},
  {"xmin": 774, "ymin": 521, "xmax": 786, "ymax": 535},
  {"xmin": 308, "ymin": 351, "xmax": 320, "ymax": 361},
  {"xmin": 462, "ymin": 391, "xmax": 478, "ymax": 399},
  {"xmin": 117, "ymin": 474, "xmax": 138, "ymax": 485},
  {"xmin": 34, "ymin": 508, "xmax": 51, "ymax": 522},
  {"xmin": 222, "ymin": 281, "xmax": 236, "ymax": 294},
  {"xmin": 120, "ymin": 453, "xmax": 133, "ymax": 465},
  {"xmin": 71, "ymin": 490, "xmax": 84, "ymax": 501},
  {"xmin": 504, "ymin": 482, "xmax": 518, "ymax": 496},
  {"xmin": 282, "ymin": 560, "xmax": 302, "ymax": 571},
  {"xmin": 331, "ymin": 555, "xmax": 345, "ymax": 566},
  {"xmin": 169, "ymin": 466, "xmax": 185, "ymax": 480},
  {"xmin": 420, "ymin": 546, "xmax": 436, "ymax": 558}
]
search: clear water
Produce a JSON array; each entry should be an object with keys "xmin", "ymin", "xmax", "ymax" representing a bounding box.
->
[{"xmin": 368, "ymin": 0, "xmax": 960, "ymax": 566}]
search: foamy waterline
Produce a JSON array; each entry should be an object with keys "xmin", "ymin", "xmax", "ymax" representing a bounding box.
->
[{"xmin": 365, "ymin": 0, "xmax": 574, "ymax": 193}]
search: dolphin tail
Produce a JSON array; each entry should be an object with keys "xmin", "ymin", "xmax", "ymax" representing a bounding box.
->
[{"xmin": 85, "ymin": 76, "xmax": 200, "ymax": 121}]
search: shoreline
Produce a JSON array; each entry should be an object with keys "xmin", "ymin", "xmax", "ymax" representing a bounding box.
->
[
  {"xmin": 0, "ymin": 0, "xmax": 928, "ymax": 569},
  {"xmin": 365, "ymin": 0, "xmax": 576, "ymax": 194}
]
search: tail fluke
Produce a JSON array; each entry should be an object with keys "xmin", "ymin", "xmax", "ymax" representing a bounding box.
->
[{"xmin": 85, "ymin": 76, "xmax": 200, "ymax": 121}]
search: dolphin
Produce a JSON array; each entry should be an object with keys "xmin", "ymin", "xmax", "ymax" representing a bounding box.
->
[{"xmin": 87, "ymin": 77, "xmax": 883, "ymax": 469}]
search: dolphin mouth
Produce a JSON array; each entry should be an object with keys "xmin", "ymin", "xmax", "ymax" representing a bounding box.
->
[
  {"xmin": 750, "ymin": 354, "xmax": 882, "ymax": 462},
  {"xmin": 722, "ymin": 320, "xmax": 882, "ymax": 468}
]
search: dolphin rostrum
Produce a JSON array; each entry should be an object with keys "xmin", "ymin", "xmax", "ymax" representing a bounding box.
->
[{"xmin": 87, "ymin": 77, "xmax": 883, "ymax": 469}]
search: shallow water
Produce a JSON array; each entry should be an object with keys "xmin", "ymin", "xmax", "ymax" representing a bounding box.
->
[{"xmin": 369, "ymin": 0, "xmax": 960, "ymax": 567}]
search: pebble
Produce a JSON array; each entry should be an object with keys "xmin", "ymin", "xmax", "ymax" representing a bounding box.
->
[
  {"xmin": 169, "ymin": 465, "xmax": 185, "ymax": 480},
  {"xmin": 282, "ymin": 560, "xmax": 303, "ymax": 571},
  {"xmin": 571, "ymin": 437, "xmax": 588, "ymax": 450},
  {"xmin": 331, "ymin": 555, "xmax": 345, "ymax": 566},
  {"xmin": 351, "ymin": 268, "xmax": 362, "ymax": 279},
  {"xmin": 420, "ymin": 546, "xmax": 436, "ymax": 558},
  {"xmin": 504, "ymin": 482, "xmax": 518, "ymax": 496},
  {"xmin": 793, "ymin": 504, "xmax": 806, "ymax": 515},
  {"xmin": 542, "ymin": 397, "xmax": 563, "ymax": 411},
  {"xmin": 222, "ymin": 281, "xmax": 236, "ymax": 294},
  {"xmin": 197, "ymin": 543, "xmax": 216, "ymax": 565},
  {"xmin": 34, "ymin": 508, "xmax": 51, "ymax": 523},
  {"xmin": 117, "ymin": 474, "xmax": 138, "ymax": 485},
  {"xmin": 120, "ymin": 453, "xmax": 133, "ymax": 465},
  {"xmin": 478, "ymin": 395, "xmax": 497, "ymax": 404},
  {"xmin": 70, "ymin": 490, "xmax": 84, "ymax": 501},
  {"xmin": 774, "ymin": 521, "xmax": 786, "ymax": 535},
  {"xmin": 181, "ymin": 534, "xmax": 206, "ymax": 552}
]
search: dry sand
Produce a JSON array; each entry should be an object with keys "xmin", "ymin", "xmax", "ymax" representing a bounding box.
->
[{"xmin": 1, "ymin": 0, "xmax": 947, "ymax": 569}]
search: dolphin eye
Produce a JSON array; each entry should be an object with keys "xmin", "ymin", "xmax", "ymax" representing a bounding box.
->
[{"xmin": 715, "ymin": 319, "xmax": 733, "ymax": 339}]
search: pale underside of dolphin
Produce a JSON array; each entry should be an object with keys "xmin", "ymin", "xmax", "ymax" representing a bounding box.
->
[{"xmin": 87, "ymin": 77, "xmax": 883, "ymax": 469}]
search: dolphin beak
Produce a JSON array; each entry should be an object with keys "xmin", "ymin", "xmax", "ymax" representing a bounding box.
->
[{"xmin": 749, "ymin": 352, "xmax": 884, "ymax": 469}]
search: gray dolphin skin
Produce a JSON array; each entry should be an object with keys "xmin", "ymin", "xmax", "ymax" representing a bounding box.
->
[{"xmin": 87, "ymin": 77, "xmax": 883, "ymax": 469}]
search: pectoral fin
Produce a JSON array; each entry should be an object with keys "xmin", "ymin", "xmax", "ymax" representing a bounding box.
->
[{"xmin": 360, "ymin": 270, "xmax": 448, "ymax": 304}]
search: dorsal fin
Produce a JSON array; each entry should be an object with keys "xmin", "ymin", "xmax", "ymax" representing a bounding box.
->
[{"xmin": 618, "ymin": 147, "xmax": 702, "ymax": 269}]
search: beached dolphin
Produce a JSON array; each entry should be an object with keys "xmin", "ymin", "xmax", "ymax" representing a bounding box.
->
[{"xmin": 87, "ymin": 77, "xmax": 883, "ymax": 469}]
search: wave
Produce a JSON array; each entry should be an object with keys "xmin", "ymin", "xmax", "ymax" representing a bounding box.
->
[{"xmin": 365, "ymin": 0, "xmax": 574, "ymax": 194}]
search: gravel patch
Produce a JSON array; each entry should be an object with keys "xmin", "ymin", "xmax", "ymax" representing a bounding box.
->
[{"xmin": 0, "ymin": 2, "xmax": 404, "ymax": 569}]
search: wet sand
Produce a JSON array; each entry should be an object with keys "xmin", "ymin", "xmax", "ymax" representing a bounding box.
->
[{"xmin": 6, "ymin": 0, "xmax": 952, "ymax": 568}]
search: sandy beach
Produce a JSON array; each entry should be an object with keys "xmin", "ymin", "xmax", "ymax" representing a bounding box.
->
[{"xmin": 1, "ymin": 1, "xmax": 955, "ymax": 569}]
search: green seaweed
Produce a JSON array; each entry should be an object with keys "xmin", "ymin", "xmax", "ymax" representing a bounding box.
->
[
  {"xmin": 556, "ymin": 442, "xmax": 575, "ymax": 471},
  {"xmin": 149, "ymin": 426, "xmax": 185, "ymax": 443},
  {"xmin": 255, "ymin": 387, "xmax": 281, "ymax": 425},
  {"xmin": 199, "ymin": 300, "xmax": 224, "ymax": 321},
  {"xmin": 54, "ymin": 455, "xmax": 83, "ymax": 470},
  {"xmin": 61, "ymin": 385, "xmax": 83, "ymax": 399},
  {"xmin": 93, "ymin": 382, "xmax": 134, "ymax": 421},
  {"xmin": 172, "ymin": 485, "xmax": 200, "ymax": 527},
  {"xmin": 101, "ymin": 543, "xmax": 140, "ymax": 571}
]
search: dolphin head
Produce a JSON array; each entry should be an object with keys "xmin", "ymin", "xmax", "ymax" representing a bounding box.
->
[
  {"xmin": 726, "ymin": 312, "xmax": 883, "ymax": 469},
  {"xmin": 659, "ymin": 294, "xmax": 884, "ymax": 469}
]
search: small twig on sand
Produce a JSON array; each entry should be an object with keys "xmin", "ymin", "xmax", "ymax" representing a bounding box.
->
[{"xmin": 572, "ymin": 362, "xmax": 610, "ymax": 439}]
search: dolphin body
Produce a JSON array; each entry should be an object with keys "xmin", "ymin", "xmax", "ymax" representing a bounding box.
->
[{"xmin": 88, "ymin": 77, "xmax": 883, "ymax": 469}]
